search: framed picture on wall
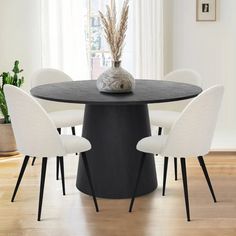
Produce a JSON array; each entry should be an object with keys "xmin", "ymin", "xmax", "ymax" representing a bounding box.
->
[{"xmin": 196, "ymin": 0, "xmax": 216, "ymax": 21}]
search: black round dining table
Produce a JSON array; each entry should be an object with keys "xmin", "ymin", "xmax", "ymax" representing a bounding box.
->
[{"xmin": 31, "ymin": 79, "xmax": 202, "ymax": 199}]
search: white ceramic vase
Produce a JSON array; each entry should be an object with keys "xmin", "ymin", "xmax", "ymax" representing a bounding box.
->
[{"xmin": 96, "ymin": 61, "xmax": 135, "ymax": 93}]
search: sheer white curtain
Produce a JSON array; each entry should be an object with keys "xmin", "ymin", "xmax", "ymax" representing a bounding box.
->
[
  {"xmin": 41, "ymin": 0, "xmax": 162, "ymax": 81},
  {"xmin": 132, "ymin": 0, "xmax": 163, "ymax": 80},
  {"xmin": 41, "ymin": 0, "xmax": 90, "ymax": 80}
]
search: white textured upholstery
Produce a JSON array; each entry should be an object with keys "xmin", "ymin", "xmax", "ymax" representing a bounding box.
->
[
  {"xmin": 49, "ymin": 110, "xmax": 84, "ymax": 128},
  {"xmin": 164, "ymin": 69, "xmax": 202, "ymax": 86},
  {"xmin": 31, "ymin": 68, "xmax": 73, "ymax": 87},
  {"xmin": 137, "ymin": 135, "xmax": 167, "ymax": 154},
  {"xmin": 149, "ymin": 110, "xmax": 180, "ymax": 128},
  {"xmin": 4, "ymin": 85, "xmax": 91, "ymax": 157},
  {"xmin": 61, "ymin": 135, "xmax": 91, "ymax": 154},
  {"xmin": 31, "ymin": 68, "xmax": 84, "ymax": 127},
  {"xmin": 149, "ymin": 69, "xmax": 202, "ymax": 129},
  {"xmin": 138, "ymin": 85, "xmax": 224, "ymax": 157}
]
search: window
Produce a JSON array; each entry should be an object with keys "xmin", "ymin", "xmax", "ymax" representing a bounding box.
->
[
  {"xmin": 41, "ymin": 0, "xmax": 162, "ymax": 81},
  {"xmin": 84, "ymin": 0, "xmax": 134, "ymax": 80}
]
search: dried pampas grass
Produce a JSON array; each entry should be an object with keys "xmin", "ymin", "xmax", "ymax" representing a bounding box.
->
[{"xmin": 99, "ymin": 0, "xmax": 129, "ymax": 62}]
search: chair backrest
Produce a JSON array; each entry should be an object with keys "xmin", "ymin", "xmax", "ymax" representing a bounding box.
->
[
  {"xmin": 165, "ymin": 69, "xmax": 202, "ymax": 87},
  {"xmin": 150, "ymin": 69, "xmax": 203, "ymax": 112},
  {"xmin": 4, "ymin": 85, "xmax": 66, "ymax": 157},
  {"xmin": 31, "ymin": 68, "xmax": 82, "ymax": 112},
  {"xmin": 162, "ymin": 85, "xmax": 224, "ymax": 157},
  {"xmin": 31, "ymin": 68, "xmax": 72, "ymax": 87}
]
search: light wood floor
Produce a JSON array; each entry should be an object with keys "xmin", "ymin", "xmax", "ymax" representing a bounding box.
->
[{"xmin": 1, "ymin": 153, "xmax": 236, "ymax": 236}]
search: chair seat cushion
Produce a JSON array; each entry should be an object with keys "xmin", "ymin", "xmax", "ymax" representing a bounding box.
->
[
  {"xmin": 149, "ymin": 110, "xmax": 180, "ymax": 128},
  {"xmin": 49, "ymin": 109, "xmax": 84, "ymax": 128},
  {"xmin": 137, "ymin": 135, "xmax": 167, "ymax": 155},
  {"xmin": 60, "ymin": 135, "xmax": 91, "ymax": 154}
]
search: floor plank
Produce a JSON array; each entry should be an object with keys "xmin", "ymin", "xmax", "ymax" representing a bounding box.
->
[{"xmin": 0, "ymin": 153, "xmax": 236, "ymax": 236}]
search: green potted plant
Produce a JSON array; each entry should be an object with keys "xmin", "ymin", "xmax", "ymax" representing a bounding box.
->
[{"xmin": 0, "ymin": 61, "xmax": 24, "ymax": 156}]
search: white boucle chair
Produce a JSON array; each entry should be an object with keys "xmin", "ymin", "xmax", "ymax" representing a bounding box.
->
[
  {"xmin": 149, "ymin": 69, "xmax": 203, "ymax": 181},
  {"xmin": 4, "ymin": 85, "xmax": 98, "ymax": 221},
  {"xmin": 130, "ymin": 85, "xmax": 224, "ymax": 222},
  {"xmin": 31, "ymin": 68, "xmax": 84, "ymax": 181}
]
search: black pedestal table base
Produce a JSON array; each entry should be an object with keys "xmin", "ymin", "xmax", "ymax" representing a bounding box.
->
[{"xmin": 76, "ymin": 104, "xmax": 158, "ymax": 199}]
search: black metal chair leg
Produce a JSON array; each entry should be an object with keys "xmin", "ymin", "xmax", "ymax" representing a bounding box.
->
[
  {"xmin": 71, "ymin": 126, "xmax": 76, "ymax": 135},
  {"xmin": 158, "ymin": 127, "xmax": 162, "ymax": 135},
  {"xmin": 56, "ymin": 156, "xmax": 60, "ymax": 180},
  {"xmin": 129, "ymin": 153, "xmax": 146, "ymax": 212},
  {"xmin": 174, "ymin": 157, "xmax": 178, "ymax": 181},
  {"xmin": 162, "ymin": 157, "xmax": 169, "ymax": 196},
  {"xmin": 56, "ymin": 128, "xmax": 62, "ymax": 181},
  {"xmin": 71, "ymin": 127, "xmax": 78, "ymax": 155},
  {"xmin": 198, "ymin": 156, "xmax": 217, "ymax": 202},
  {"xmin": 38, "ymin": 157, "xmax": 48, "ymax": 221},
  {"xmin": 81, "ymin": 152, "xmax": 99, "ymax": 212},
  {"xmin": 180, "ymin": 158, "xmax": 190, "ymax": 222},
  {"xmin": 59, "ymin": 156, "xmax": 66, "ymax": 195},
  {"xmin": 11, "ymin": 156, "xmax": 30, "ymax": 202},
  {"xmin": 31, "ymin": 157, "xmax": 36, "ymax": 166}
]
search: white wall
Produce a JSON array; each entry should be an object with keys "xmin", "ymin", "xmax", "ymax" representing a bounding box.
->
[
  {"xmin": 0, "ymin": 0, "xmax": 42, "ymax": 90},
  {"xmin": 168, "ymin": 0, "xmax": 236, "ymax": 151}
]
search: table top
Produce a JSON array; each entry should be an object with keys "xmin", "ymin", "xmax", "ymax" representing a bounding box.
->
[{"xmin": 31, "ymin": 80, "xmax": 202, "ymax": 105}]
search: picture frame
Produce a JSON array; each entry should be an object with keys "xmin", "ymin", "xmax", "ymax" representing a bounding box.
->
[{"xmin": 196, "ymin": 0, "xmax": 216, "ymax": 21}]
